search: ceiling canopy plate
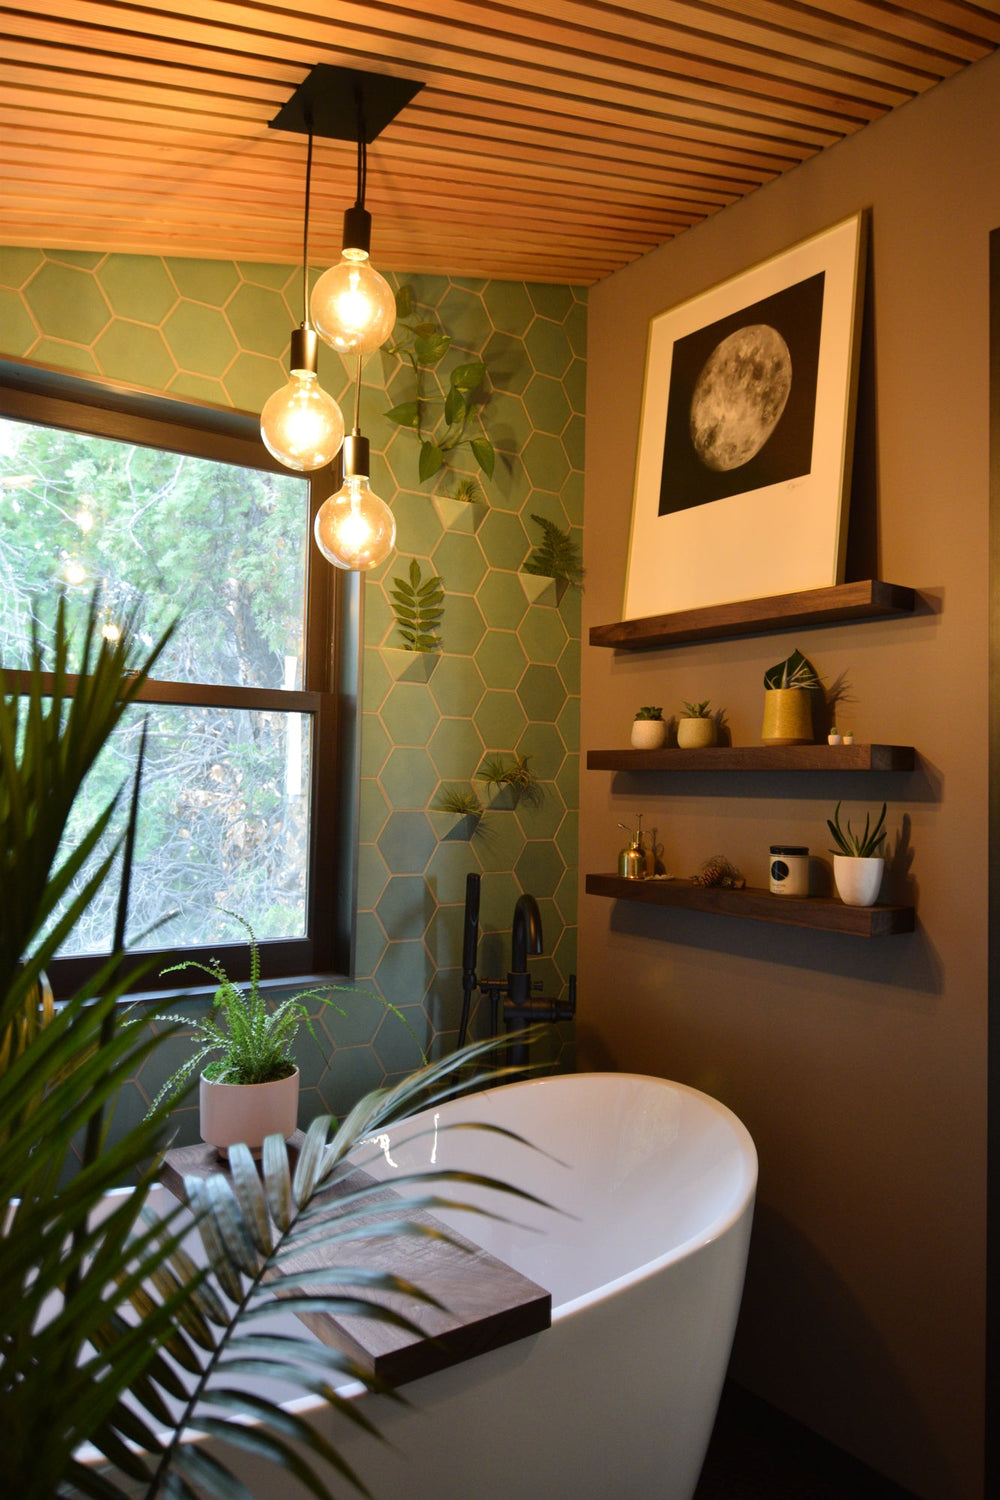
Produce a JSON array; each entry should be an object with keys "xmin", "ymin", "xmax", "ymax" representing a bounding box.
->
[{"xmin": 269, "ymin": 64, "xmax": 424, "ymax": 143}]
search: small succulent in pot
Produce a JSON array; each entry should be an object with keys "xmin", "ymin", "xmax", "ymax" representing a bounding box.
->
[
  {"xmin": 827, "ymin": 800, "xmax": 887, "ymax": 858},
  {"xmin": 677, "ymin": 698, "xmax": 717, "ymax": 748},
  {"xmin": 631, "ymin": 706, "xmax": 667, "ymax": 749}
]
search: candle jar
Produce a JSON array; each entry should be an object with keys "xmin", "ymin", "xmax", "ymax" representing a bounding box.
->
[{"xmin": 769, "ymin": 845, "xmax": 810, "ymax": 896}]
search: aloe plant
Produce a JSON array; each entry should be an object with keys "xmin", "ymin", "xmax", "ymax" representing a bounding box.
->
[
  {"xmin": 1, "ymin": 596, "xmax": 538, "ymax": 1500},
  {"xmin": 827, "ymin": 800, "xmax": 888, "ymax": 858},
  {"xmin": 389, "ymin": 558, "xmax": 444, "ymax": 652},
  {"xmin": 384, "ymin": 285, "xmax": 496, "ymax": 484}
]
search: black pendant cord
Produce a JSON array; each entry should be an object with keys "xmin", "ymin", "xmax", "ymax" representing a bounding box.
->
[
  {"xmin": 353, "ymin": 355, "xmax": 362, "ymax": 433},
  {"xmin": 354, "ymin": 84, "xmax": 367, "ymax": 209},
  {"xmin": 301, "ymin": 128, "xmax": 314, "ymax": 327}
]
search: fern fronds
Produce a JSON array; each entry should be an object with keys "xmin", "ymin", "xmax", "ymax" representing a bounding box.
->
[{"xmin": 522, "ymin": 514, "xmax": 584, "ymax": 586}]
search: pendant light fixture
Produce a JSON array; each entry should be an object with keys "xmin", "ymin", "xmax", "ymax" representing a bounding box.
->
[
  {"xmin": 260, "ymin": 130, "xmax": 345, "ymax": 473},
  {"xmin": 310, "ymin": 125, "xmax": 397, "ymax": 357},
  {"xmin": 314, "ymin": 358, "xmax": 396, "ymax": 571}
]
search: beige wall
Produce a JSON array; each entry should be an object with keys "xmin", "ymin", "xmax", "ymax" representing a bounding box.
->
[{"xmin": 580, "ymin": 50, "xmax": 998, "ymax": 1500}]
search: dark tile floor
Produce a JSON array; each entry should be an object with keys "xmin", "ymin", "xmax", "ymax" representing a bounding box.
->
[{"xmin": 695, "ymin": 1383, "xmax": 919, "ymax": 1499}]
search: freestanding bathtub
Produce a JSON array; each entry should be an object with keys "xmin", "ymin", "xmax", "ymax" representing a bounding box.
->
[{"xmin": 211, "ymin": 1069, "xmax": 758, "ymax": 1500}]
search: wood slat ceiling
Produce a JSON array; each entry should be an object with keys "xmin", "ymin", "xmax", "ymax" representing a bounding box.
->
[{"xmin": 2, "ymin": 0, "xmax": 998, "ymax": 284}]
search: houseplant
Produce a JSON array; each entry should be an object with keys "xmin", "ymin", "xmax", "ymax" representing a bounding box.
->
[
  {"xmin": 1, "ymin": 595, "xmax": 537, "ymax": 1500},
  {"xmin": 631, "ymin": 705, "xmax": 667, "ymax": 750},
  {"xmin": 677, "ymin": 699, "xmax": 717, "ymax": 749},
  {"xmin": 762, "ymin": 647, "xmax": 822, "ymax": 745},
  {"xmin": 522, "ymin": 512, "xmax": 585, "ymax": 588},
  {"xmin": 153, "ymin": 909, "xmax": 392, "ymax": 1155},
  {"xmin": 828, "ymin": 799, "xmax": 888, "ymax": 906},
  {"xmin": 389, "ymin": 557, "xmax": 445, "ymax": 652},
  {"xmin": 477, "ymin": 751, "xmax": 544, "ymax": 808}
]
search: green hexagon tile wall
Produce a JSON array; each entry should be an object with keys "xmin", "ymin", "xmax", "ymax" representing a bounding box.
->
[{"xmin": 0, "ymin": 246, "xmax": 584, "ymax": 1139}]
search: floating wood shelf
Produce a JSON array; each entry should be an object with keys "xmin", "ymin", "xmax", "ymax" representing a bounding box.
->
[
  {"xmin": 589, "ymin": 580, "xmax": 917, "ymax": 651},
  {"xmin": 161, "ymin": 1138, "xmax": 551, "ymax": 1387},
  {"xmin": 586, "ymin": 743, "xmax": 916, "ymax": 773},
  {"xmin": 585, "ymin": 873, "xmax": 915, "ymax": 936}
]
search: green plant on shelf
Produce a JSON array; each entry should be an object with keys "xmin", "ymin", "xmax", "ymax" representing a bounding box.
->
[
  {"xmin": 681, "ymin": 699, "xmax": 711, "ymax": 718},
  {"xmin": 827, "ymin": 800, "xmax": 888, "ymax": 858},
  {"xmin": 383, "ymin": 284, "xmax": 496, "ymax": 484},
  {"xmin": 634, "ymin": 706, "xmax": 662, "ymax": 720},
  {"xmin": 389, "ymin": 558, "xmax": 444, "ymax": 652},
  {"xmin": 522, "ymin": 514, "xmax": 584, "ymax": 587},
  {"xmin": 763, "ymin": 646, "xmax": 822, "ymax": 690}
]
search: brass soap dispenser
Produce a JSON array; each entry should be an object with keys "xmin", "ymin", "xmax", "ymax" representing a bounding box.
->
[{"xmin": 618, "ymin": 815, "xmax": 647, "ymax": 880}]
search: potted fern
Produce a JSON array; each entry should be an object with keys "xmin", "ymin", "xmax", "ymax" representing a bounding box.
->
[
  {"xmin": 153, "ymin": 910, "xmax": 354, "ymax": 1156},
  {"xmin": 383, "ymin": 558, "xmax": 444, "ymax": 680},
  {"xmin": 828, "ymin": 800, "xmax": 888, "ymax": 907}
]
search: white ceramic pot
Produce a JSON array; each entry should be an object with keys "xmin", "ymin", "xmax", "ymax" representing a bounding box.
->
[
  {"xmin": 833, "ymin": 855, "xmax": 885, "ymax": 907},
  {"xmin": 676, "ymin": 716, "xmax": 716, "ymax": 749},
  {"xmin": 631, "ymin": 718, "xmax": 667, "ymax": 749},
  {"xmin": 199, "ymin": 1067, "xmax": 300, "ymax": 1157}
]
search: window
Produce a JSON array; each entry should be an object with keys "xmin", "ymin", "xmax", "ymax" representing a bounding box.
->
[{"xmin": 1, "ymin": 359, "xmax": 359, "ymax": 996}]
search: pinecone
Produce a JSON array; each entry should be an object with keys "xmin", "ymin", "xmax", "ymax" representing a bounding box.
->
[{"xmin": 690, "ymin": 855, "xmax": 745, "ymax": 889}]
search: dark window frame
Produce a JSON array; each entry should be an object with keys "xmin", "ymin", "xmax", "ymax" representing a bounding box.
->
[{"xmin": 0, "ymin": 357, "xmax": 362, "ymax": 996}]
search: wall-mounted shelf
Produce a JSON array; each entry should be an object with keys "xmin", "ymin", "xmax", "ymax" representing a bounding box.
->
[
  {"xmin": 585, "ymin": 873, "xmax": 915, "ymax": 936},
  {"xmin": 589, "ymin": 580, "xmax": 917, "ymax": 652},
  {"xmin": 587, "ymin": 743, "xmax": 915, "ymax": 773}
]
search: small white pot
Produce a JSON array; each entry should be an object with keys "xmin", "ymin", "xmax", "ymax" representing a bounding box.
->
[
  {"xmin": 631, "ymin": 718, "xmax": 667, "ymax": 749},
  {"xmin": 677, "ymin": 716, "xmax": 716, "ymax": 749},
  {"xmin": 199, "ymin": 1067, "xmax": 300, "ymax": 1157},
  {"xmin": 833, "ymin": 855, "xmax": 885, "ymax": 907}
]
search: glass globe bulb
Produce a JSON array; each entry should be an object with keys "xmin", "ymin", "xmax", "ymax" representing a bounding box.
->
[
  {"xmin": 310, "ymin": 251, "xmax": 397, "ymax": 357},
  {"xmin": 314, "ymin": 472, "xmax": 396, "ymax": 571},
  {"xmin": 260, "ymin": 369, "xmax": 345, "ymax": 473}
]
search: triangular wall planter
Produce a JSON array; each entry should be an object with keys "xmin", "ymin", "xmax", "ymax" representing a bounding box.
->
[
  {"xmin": 380, "ymin": 646, "xmax": 440, "ymax": 682},
  {"xmin": 518, "ymin": 571, "xmax": 568, "ymax": 607},
  {"xmin": 432, "ymin": 496, "xmax": 485, "ymax": 533},
  {"xmin": 427, "ymin": 809, "xmax": 484, "ymax": 842}
]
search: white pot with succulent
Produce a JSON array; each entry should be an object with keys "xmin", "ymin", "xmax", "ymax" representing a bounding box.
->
[
  {"xmin": 631, "ymin": 706, "xmax": 667, "ymax": 749},
  {"xmin": 676, "ymin": 699, "xmax": 717, "ymax": 749},
  {"xmin": 828, "ymin": 800, "xmax": 888, "ymax": 906},
  {"xmin": 762, "ymin": 648, "xmax": 821, "ymax": 745},
  {"xmin": 156, "ymin": 911, "xmax": 360, "ymax": 1157}
]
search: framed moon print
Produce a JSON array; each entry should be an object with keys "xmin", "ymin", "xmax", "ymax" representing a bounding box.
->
[{"xmin": 623, "ymin": 212, "xmax": 867, "ymax": 619}]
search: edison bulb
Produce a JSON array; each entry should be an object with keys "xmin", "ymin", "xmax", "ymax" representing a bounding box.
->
[
  {"xmin": 314, "ymin": 472, "xmax": 395, "ymax": 571},
  {"xmin": 260, "ymin": 369, "xmax": 345, "ymax": 473},
  {"xmin": 311, "ymin": 251, "xmax": 397, "ymax": 357}
]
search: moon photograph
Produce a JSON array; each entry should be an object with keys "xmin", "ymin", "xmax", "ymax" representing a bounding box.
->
[
  {"xmin": 657, "ymin": 270, "xmax": 824, "ymax": 516},
  {"xmin": 689, "ymin": 324, "xmax": 792, "ymax": 472}
]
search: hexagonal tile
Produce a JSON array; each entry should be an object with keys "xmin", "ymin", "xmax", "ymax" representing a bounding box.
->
[
  {"xmin": 356, "ymin": 841, "xmax": 390, "ymax": 908},
  {"xmin": 525, "ymin": 318, "xmax": 573, "ymax": 379},
  {"xmin": 565, "ymin": 297, "xmax": 588, "ymax": 358},
  {"xmin": 438, "ymin": 284, "xmax": 492, "ymax": 348},
  {"xmin": 358, "ymin": 776, "xmax": 391, "ymax": 840},
  {"xmin": 487, "ymin": 389, "xmax": 533, "ymax": 455},
  {"xmin": 483, "ymin": 330, "xmax": 531, "ymax": 394},
  {"xmin": 97, "ymin": 254, "xmax": 176, "ymax": 322},
  {"xmin": 487, "ymin": 445, "xmax": 532, "ymax": 514},
  {"xmin": 424, "ymin": 902, "xmax": 467, "ymax": 967},
  {"xmin": 477, "ymin": 509, "xmax": 529, "ymax": 573},
  {"xmin": 517, "ymin": 663, "xmax": 566, "ymax": 723},
  {"xmin": 554, "ymin": 750, "xmax": 580, "ymax": 809},
  {"xmin": 167, "ymin": 372, "xmax": 229, "ymax": 404},
  {"xmin": 377, "ymin": 810, "xmax": 437, "ymax": 874},
  {"xmin": 518, "ymin": 605, "xmax": 568, "ymax": 666},
  {"xmin": 476, "ymin": 570, "xmax": 527, "ymax": 630},
  {"xmin": 360, "ymin": 714, "xmax": 392, "ymax": 778},
  {"xmin": 386, "ymin": 490, "xmax": 443, "ymax": 558},
  {"xmin": 429, "ymin": 654, "xmax": 485, "ymax": 718},
  {"xmin": 523, "ymin": 374, "xmax": 572, "ymax": 436},
  {"xmin": 516, "ymin": 782, "xmax": 565, "ymax": 841},
  {"xmin": 554, "ymin": 807, "xmax": 579, "ymax": 867},
  {"xmin": 29, "ymin": 339, "xmax": 99, "ymax": 375},
  {"xmin": 518, "ymin": 723, "xmax": 567, "ymax": 782},
  {"xmin": 432, "ymin": 530, "xmax": 488, "ymax": 595},
  {"xmin": 165, "ymin": 257, "xmax": 240, "ymax": 305},
  {"xmin": 225, "ymin": 281, "xmax": 291, "ymax": 358},
  {"xmin": 428, "ymin": 717, "xmax": 484, "ymax": 780},
  {"xmin": 554, "ymin": 865, "xmax": 579, "ymax": 926},
  {"xmin": 476, "ymin": 813, "xmax": 526, "ymax": 875},
  {"xmin": 373, "ymin": 1004, "xmax": 428, "ymax": 1075},
  {"xmin": 94, "ymin": 321, "xmax": 176, "ymax": 387},
  {"xmin": 365, "ymin": 584, "xmax": 395, "ymax": 649},
  {"xmin": 476, "ymin": 688, "xmax": 527, "ymax": 751},
  {"xmin": 564, "ymin": 355, "xmax": 587, "ymax": 416},
  {"xmin": 0, "ymin": 247, "xmax": 42, "ymax": 289},
  {"xmin": 362, "ymin": 646, "xmax": 393, "ymax": 711},
  {"xmin": 442, "ymin": 593, "xmax": 487, "ymax": 655},
  {"xmin": 25, "ymin": 261, "xmax": 110, "ymax": 345},
  {"xmin": 426, "ymin": 840, "xmax": 483, "ymax": 905},
  {"xmin": 379, "ymin": 746, "xmax": 438, "ymax": 808},
  {"xmin": 475, "ymin": 630, "xmax": 526, "ymax": 691},
  {"xmin": 515, "ymin": 839, "xmax": 565, "ymax": 898},
  {"xmin": 380, "ymin": 682, "xmax": 440, "ymax": 746},
  {"xmin": 323, "ymin": 1045, "xmax": 387, "ymax": 1118},
  {"xmin": 522, "ymin": 431, "xmax": 571, "ymax": 493},
  {"xmin": 237, "ymin": 260, "xmax": 294, "ymax": 291},
  {"xmin": 374, "ymin": 939, "xmax": 434, "ymax": 1008},
  {"xmin": 562, "ymin": 415, "xmax": 586, "ymax": 469},
  {"xmin": 528, "ymin": 284, "xmax": 575, "ymax": 321},
  {"xmin": 483, "ymin": 281, "xmax": 534, "ymax": 336},
  {"xmin": 353, "ymin": 909, "xmax": 388, "ymax": 977},
  {"xmin": 557, "ymin": 637, "xmax": 581, "ymax": 695},
  {"xmin": 556, "ymin": 694, "xmax": 580, "ymax": 753},
  {"xmin": 318, "ymin": 983, "xmax": 394, "ymax": 1048},
  {"xmin": 0, "ymin": 288, "xmax": 36, "ymax": 356},
  {"xmin": 376, "ymin": 874, "xmax": 435, "ymax": 941},
  {"xmin": 220, "ymin": 350, "xmax": 281, "ymax": 411},
  {"xmin": 163, "ymin": 302, "xmax": 237, "ymax": 377}
]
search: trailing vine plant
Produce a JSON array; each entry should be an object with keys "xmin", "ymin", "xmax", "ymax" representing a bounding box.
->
[{"xmin": 384, "ymin": 285, "xmax": 496, "ymax": 484}]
